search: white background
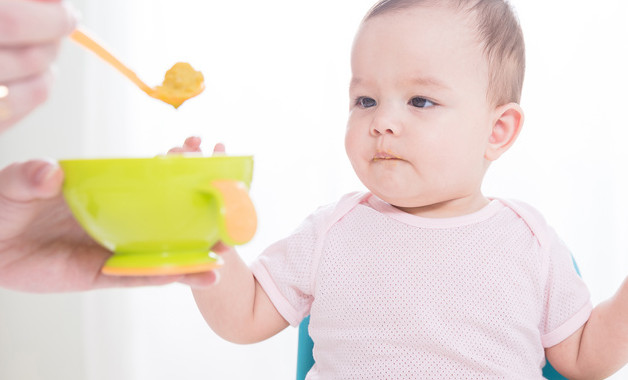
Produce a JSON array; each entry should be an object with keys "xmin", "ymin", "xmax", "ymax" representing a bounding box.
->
[{"xmin": 0, "ymin": 0, "xmax": 627, "ymax": 378}]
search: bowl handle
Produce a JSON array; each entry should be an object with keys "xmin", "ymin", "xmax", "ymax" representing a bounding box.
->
[{"xmin": 199, "ymin": 180, "xmax": 257, "ymax": 246}]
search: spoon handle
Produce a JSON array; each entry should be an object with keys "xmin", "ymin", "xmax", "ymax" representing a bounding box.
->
[{"xmin": 70, "ymin": 28, "xmax": 155, "ymax": 95}]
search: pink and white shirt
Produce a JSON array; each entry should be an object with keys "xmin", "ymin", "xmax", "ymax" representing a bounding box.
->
[{"xmin": 251, "ymin": 192, "xmax": 592, "ymax": 379}]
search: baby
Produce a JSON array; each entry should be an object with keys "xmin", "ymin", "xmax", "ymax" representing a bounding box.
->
[{"xmin": 189, "ymin": 0, "xmax": 628, "ymax": 378}]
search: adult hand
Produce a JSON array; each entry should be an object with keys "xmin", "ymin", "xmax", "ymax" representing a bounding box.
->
[
  {"xmin": 0, "ymin": 0, "xmax": 77, "ymax": 132},
  {"xmin": 0, "ymin": 158, "xmax": 217, "ymax": 292}
]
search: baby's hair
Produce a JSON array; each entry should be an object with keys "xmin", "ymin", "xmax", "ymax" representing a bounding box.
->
[{"xmin": 363, "ymin": 0, "xmax": 525, "ymax": 106}]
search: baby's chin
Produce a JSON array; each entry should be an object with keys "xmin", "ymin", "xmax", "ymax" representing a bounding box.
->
[
  {"xmin": 387, "ymin": 200, "xmax": 456, "ymax": 218},
  {"xmin": 372, "ymin": 192, "xmax": 460, "ymax": 217},
  {"xmin": 383, "ymin": 192, "xmax": 492, "ymax": 218},
  {"xmin": 367, "ymin": 186, "xmax": 457, "ymax": 216},
  {"xmin": 372, "ymin": 191, "xmax": 422, "ymax": 209}
]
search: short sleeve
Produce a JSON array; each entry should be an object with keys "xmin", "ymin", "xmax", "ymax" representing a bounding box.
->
[
  {"xmin": 539, "ymin": 226, "xmax": 593, "ymax": 347},
  {"xmin": 250, "ymin": 192, "xmax": 368, "ymax": 327},
  {"xmin": 251, "ymin": 212, "xmax": 319, "ymax": 326},
  {"xmin": 501, "ymin": 199, "xmax": 593, "ymax": 347}
]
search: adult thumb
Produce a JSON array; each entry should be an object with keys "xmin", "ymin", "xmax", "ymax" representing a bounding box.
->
[{"xmin": 0, "ymin": 159, "xmax": 64, "ymax": 202}]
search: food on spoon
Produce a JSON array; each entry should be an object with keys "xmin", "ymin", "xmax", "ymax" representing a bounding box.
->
[
  {"xmin": 154, "ymin": 62, "xmax": 205, "ymax": 108},
  {"xmin": 69, "ymin": 29, "xmax": 205, "ymax": 108}
]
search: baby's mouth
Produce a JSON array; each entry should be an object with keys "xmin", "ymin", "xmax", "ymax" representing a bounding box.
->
[{"xmin": 373, "ymin": 151, "xmax": 401, "ymax": 161}]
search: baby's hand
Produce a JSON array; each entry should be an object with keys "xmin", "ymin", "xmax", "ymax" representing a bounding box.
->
[
  {"xmin": 167, "ymin": 136, "xmax": 202, "ymax": 154},
  {"xmin": 165, "ymin": 137, "xmax": 231, "ymax": 288},
  {"xmin": 212, "ymin": 142, "xmax": 226, "ymax": 155},
  {"xmin": 167, "ymin": 136, "xmax": 226, "ymax": 156}
]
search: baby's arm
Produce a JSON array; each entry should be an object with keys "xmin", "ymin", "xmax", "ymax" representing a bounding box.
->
[
  {"xmin": 170, "ymin": 137, "xmax": 289, "ymax": 343},
  {"xmin": 546, "ymin": 277, "xmax": 628, "ymax": 379},
  {"xmin": 192, "ymin": 243, "xmax": 289, "ymax": 344}
]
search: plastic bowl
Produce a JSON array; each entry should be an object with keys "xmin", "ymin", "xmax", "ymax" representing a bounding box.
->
[{"xmin": 59, "ymin": 155, "xmax": 256, "ymax": 276}]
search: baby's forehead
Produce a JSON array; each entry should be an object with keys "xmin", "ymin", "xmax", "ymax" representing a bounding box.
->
[
  {"xmin": 363, "ymin": 2, "xmax": 480, "ymax": 27},
  {"xmin": 350, "ymin": 5, "xmax": 492, "ymax": 100},
  {"xmin": 354, "ymin": 5, "xmax": 486, "ymax": 61},
  {"xmin": 357, "ymin": 0, "xmax": 484, "ymax": 48},
  {"xmin": 359, "ymin": 4, "xmax": 482, "ymax": 46},
  {"xmin": 359, "ymin": 0, "xmax": 526, "ymax": 106}
]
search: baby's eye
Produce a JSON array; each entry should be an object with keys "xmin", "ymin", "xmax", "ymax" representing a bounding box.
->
[
  {"xmin": 409, "ymin": 97, "xmax": 435, "ymax": 108},
  {"xmin": 356, "ymin": 96, "xmax": 377, "ymax": 108}
]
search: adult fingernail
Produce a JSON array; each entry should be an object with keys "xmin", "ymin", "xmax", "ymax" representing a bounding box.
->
[
  {"xmin": 32, "ymin": 160, "xmax": 59, "ymax": 185},
  {"xmin": 63, "ymin": 1, "xmax": 83, "ymax": 31}
]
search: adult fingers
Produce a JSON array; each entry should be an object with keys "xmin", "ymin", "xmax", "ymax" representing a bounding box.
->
[
  {"xmin": 0, "ymin": 159, "xmax": 64, "ymax": 202},
  {"xmin": 94, "ymin": 274, "xmax": 182, "ymax": 289},
  {"xmin": 0, "ymin": 69, "xmax": 53, "ymax": 133},
  {"xmin": 0, "ymin": 41, "xmax": 60, "ymax": 82},
  {"xmin": 178, "ymin": 271, "xmax": 219, "ymax": 288},
  {"xmin": 93, "ymin": 270, "xmax": 218, "ymax": 289},
  {"xmin": 0, "ymin": 0, "xmax": 77, "ymax": 46}
]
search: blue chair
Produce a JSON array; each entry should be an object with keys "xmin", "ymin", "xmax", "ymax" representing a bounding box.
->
[
  {"xmin": 296, "ymin": 315, "xmax": 316, "ymax": 380},
  {"xmin": 296, "ymin": 260, "xmax": 582, "ymax": 380}
]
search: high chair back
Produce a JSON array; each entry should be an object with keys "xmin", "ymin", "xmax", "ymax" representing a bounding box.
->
[{"xmin": 295, "ymin": 260, "xmax": 582, "ymax": 380}]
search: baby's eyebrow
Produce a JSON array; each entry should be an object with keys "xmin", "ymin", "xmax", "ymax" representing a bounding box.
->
[
  {"xmin": 349, "ymin": 75, "xmax": 451, "ymax": 91},
  {"xmin": 406, "ymin": 75, "xmax": 450, "ymax": 90},
  {"xmin": 349, "ymin": 77, "xmax": 365, "ymax": 89}
]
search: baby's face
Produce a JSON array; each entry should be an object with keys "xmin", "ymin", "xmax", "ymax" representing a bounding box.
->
[{"xmin": 345, "ymin": 5, "xmax": 498, "ymax": 217}]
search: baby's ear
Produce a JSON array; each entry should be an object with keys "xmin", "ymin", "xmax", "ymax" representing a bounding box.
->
[{"xmin": 485, "ymin": 102, "xmax": 524, "ymax": 161}]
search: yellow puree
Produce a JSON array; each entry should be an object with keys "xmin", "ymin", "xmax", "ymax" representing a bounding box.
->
[{"xmin": 154, "ymin": 62, "xmax": 205, "ymax": 108}]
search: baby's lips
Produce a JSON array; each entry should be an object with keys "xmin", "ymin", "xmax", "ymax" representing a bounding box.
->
[{"xmin": 373, "ymin": 150, "xmax": 401, "ymax": 160}]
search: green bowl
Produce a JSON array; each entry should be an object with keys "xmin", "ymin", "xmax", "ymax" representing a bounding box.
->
[{"xmin": 59, "ymin": 155, "xmax": 256, "ymax": 276}]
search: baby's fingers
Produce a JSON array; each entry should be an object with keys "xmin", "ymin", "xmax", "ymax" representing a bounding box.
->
[
  {"xmin": 167, "ymin": 136, "xmax": 202, "ymax": 154},
  {"xmin": 212, "ymin": 143, "xmax": 226, "ymax": 156},
  {"xmin": 177, "ymin": 242, "xmax": 233, "ymax": 288},
  {"xmin": 211, "ymin": 241, "xmax": 232, "ymax": 254}
]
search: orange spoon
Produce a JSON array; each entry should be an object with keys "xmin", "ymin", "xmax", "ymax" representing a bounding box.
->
[{"xmin": 70, "ymin": 28, "xmax": 204, "ymax": 108}]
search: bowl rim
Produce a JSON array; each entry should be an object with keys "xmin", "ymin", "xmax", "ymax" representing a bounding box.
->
[{"xmin": 58, "ymin": 155, "xmax": 254, "ymax": 164}]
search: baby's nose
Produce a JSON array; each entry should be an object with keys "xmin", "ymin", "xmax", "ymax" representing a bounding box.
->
[{"xmin": 370, "ymin": 115, "xmax": 401, "ymax": 136}]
